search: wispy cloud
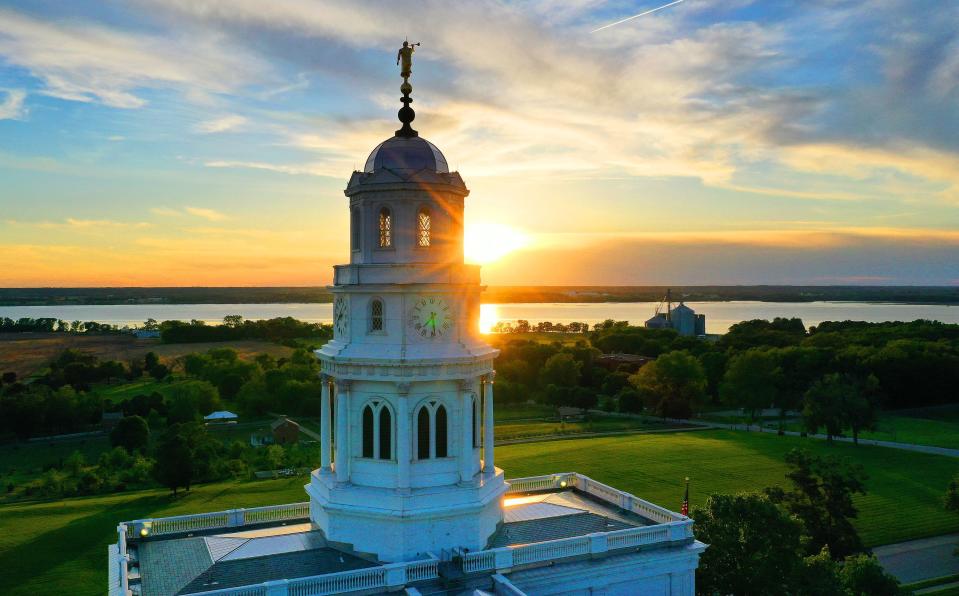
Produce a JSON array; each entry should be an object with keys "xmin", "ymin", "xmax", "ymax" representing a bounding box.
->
[
  {"xmin": 0, "ymin": 8, "xmax": 270, "ymax": 108},
  {"xmin": 150, "ymin": 207, "xmax": 183, "ymax": 217},
  {"xmin": 194, "ymin": 114, "xmax": 247, "ymax": 134},
  {"xmin": 150, "ymin": 206, "xmax": 228, "ymax": 221},
  {"xmin": 0, "ymin": 88, "xmax": 26, "ymax": 120},
  {"xmin": 184, "ymin": 206, "xmax": 228, "ymax": 221},
  {"xmin": 204, "ymin": 160, "xmax": 334, "ymax": 177}
]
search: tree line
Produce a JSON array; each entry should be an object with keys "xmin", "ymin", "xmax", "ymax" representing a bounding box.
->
[{"xmin": 495, "ymin": 317, "xmax": 959, "ymax": 445}]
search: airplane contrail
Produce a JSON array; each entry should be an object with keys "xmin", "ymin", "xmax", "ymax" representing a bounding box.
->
[{"xmin": 591, "ymin": 0, "xmax": 686, "ymax": 33}]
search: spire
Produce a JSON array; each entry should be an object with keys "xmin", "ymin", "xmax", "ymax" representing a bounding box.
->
[{"xmin": 396, "ymin": 40, "xmax": 420, "ymax": 137}]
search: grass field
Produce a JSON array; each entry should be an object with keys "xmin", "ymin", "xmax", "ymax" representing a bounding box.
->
[
  {"xmin": 764, "ymin": 412, "xmax": 959, "ymax": 450},
  {"xmin": 0, "ymin": 477, "xmax": 308, "ymax": 596},
  {"xmin": 498, "ymin": 430, "xmax": 959, "ymax": 548},
  {"xmin": 495, "ymin": 415, "xmax": 687, "ymax": 441},
  {"xmin": 0, "ymin": 333, "xmax": 294, "ymax": 378},
  {"xmin": 1, "ymin": 430, "xmax": 957, "ymax": 595}
]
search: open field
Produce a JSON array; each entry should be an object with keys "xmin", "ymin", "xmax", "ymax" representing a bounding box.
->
[
  {"xmin": 1, "ymin": 430, "xmax": 957, "ymax": 595},
  {"xmin": 763, "ymin": 411, "xmax": 959, "ymax": 450},
  {"xmin": 495, "ymin": 415, "xmax": 688, "ymax": 441},
  {"xmin": 0, "ymin": 333, "xmax": 294, "ymax": 378},
  {"xmin": 499, "ymin": 430, "xmax": 959, "ymax": 548}
]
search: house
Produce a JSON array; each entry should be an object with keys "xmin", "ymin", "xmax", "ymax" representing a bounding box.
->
[{"xmin": 270, "ymin": 417, "xmax": 300, "ymax": 445}]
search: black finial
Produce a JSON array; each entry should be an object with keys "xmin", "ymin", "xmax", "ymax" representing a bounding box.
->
[{"xmin": 397, "ymin": 81, "xmax": 418, "ymax": 137}]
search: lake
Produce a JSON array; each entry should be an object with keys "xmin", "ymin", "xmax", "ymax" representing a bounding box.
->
[{"xmin": 1, "ymin": 301, "xmax": 957, "ymax": 334}]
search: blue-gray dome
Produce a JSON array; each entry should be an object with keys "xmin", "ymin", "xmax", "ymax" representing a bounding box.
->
[{"xmin": 364, "ymin": 135, "xmax": 449, "ymax": 174}]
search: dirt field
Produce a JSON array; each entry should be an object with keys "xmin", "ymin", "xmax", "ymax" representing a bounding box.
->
[{"xmin": 0, "ymin": 333, "xmax": 294, "ymax": 378}]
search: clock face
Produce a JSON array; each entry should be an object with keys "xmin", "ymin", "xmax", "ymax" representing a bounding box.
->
[
  {"xmin": 409, "ymin": 295, "xmax": 453, "ymax": 339},
  {"xmin": 333, "ymin": 296, "xmax": 349, "ymax": 338}
]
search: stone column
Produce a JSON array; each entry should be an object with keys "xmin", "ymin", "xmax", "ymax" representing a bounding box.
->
[
  {"xmin": 483, "ymin": 373, "xmax": 495, "ymax": 474},
  {"xmin": 459, "ymin": 379, "xmax": 474, "ymax": 484},
  {"xmin": 396, "ymin": 382, "xmax": 411, "ymax": 492},
  {"xmin": 334, "ymin": 379, "xmax": 351, "ymax": 484},
  {"xmin": 320, "ymin": 374, "xmax": 332, "ymax": 472}
]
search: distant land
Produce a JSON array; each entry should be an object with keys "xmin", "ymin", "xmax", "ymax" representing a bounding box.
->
[{"xmin": 1, "ymin": 286, "xmax": 958, "ymax": 306}]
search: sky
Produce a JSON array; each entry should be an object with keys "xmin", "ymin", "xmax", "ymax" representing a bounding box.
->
[{"xmin": 0, "ymin": 0, "xmax": 958, "ymax": 287}]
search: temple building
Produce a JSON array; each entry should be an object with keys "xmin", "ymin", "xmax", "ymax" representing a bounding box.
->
[{"xmin": 108, "ymin": 48, "xmax": 705, "ymax": 596}]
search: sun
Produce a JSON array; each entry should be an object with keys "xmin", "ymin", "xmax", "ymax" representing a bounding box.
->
[{"xmin": 464, "ymin": 222, "xmax": 530, "ymax": 265}]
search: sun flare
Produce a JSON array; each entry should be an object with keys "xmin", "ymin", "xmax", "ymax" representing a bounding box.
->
[{"xmin": 464, "ymin": 223, "xmax": 529, "ymax": 265}]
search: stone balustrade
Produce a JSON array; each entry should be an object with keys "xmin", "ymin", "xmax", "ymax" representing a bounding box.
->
[
  {"xmin": 125, "ymin": 502, "xmax": 310, "ymax": 539},
  {"xmin": 188, "ymin": 556, "xmax": 439, "ymax": 596}
]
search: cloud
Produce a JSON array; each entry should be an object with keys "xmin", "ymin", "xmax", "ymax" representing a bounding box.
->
[
  {"xmin": 194, "ymin": 114, "xmax": 248, "ymax": 134},
  {"xmin": 0, "ymin": 89, "xmax": 26, "ymax": 120},
  {"xmin": 184, "ymin": 207, "xmax": 228, "ymax": 221},
  {"xmin": 4, "ymin": 218, "xmax": 151, "ymax": 229},
  {"xmin": 0, "ymin": 8, "xmax": 271, "ymax": 108},
  {"xmin": 150, "ymin": 207, "xmax": 183, "ymax": 217},
  {"xmin": 204, "ymin": 159, "xmax": 334, "ymax": 177}
]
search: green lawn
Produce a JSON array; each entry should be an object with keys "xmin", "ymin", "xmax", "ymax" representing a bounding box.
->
[
  {"xmin": 496, "ymin": 415, "xmax": 687, "ymax": 441},
  {"xmin": 89, "ymin": 376, "xmax": 195, "ymax": 405},
  {"xmin": 0, "ymin": 478, "xmax": 307, "ymax": 596},
  {"xmin": 1, "ymin": 430, "xmax": 957, "ymax": 595},
  {"xmin": 0, "ymin": 435, "xmax": 113, "ymax": 490},
  {"xmin": 497, "ymin": 430, "xmax": 959, "ymax": 548},
  {"xmin": 764, "ymin": 413, "xmax": 959, "ymax": 450}
]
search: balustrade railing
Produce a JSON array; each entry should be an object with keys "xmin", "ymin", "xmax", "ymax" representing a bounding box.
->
[
  {"xmin": 127, "ymin": 502, "xmax": 310, "ymax": 538},
  {"xmin": 506, "ymin": 473, "xmax": 683, "ymax": 525},
  {"xmin": 187, "ymin": 555, "xmax": 440, "ymax": 596}
]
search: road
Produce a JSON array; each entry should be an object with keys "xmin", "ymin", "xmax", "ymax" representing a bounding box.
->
[{"xmin": 873, "ymin": 533, "xmax": 959, "ymax": 585}]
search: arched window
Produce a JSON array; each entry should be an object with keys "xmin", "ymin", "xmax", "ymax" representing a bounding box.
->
[
  {"xmin": 362, "ymin": 405, "xmax": 374, "ymax": 458},
  {"xmin": 378, "ymin": 207, "xmax": 392, "ymax": 248},
  {"xmin": 369, "ymin": 298, "xmax": 384, "ymax": 332},
  {"xmin": 417, "ymin": 408, "xmax": 430, "ymax": 460},
  {"xmin": 417, "ymin": 207, "xmax": 431, "ymax": 247},
  {"xmin": 379, "ymin": 408, "xmax": 392, "ymax": 460},
  {"xmin": 435, "ymin": 405, "xmax": 448, "ymax": 458},
  {"xmin": 351, "ymin": 209, "xmax": 360, "ymax": 250}
]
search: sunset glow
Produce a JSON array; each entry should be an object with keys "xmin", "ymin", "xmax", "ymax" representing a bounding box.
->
[
  {"xmin": 464, "ymin": 223, "xmax": 530, "ymax": 265},
  {"xmin": 479, "ymin": 304, "xmax": 499, "ymax": 334},
  {"xmin": 0, "ymin": 3, "xmax": 957, "ymax": 286}
]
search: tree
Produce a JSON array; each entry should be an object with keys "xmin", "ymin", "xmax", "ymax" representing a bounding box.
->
[
  {"xmin": 98, "ymin": 360, "xmax": 126, "ymax": 383},
  {"xmin": 110, "ymin": 415, "xmax": 150, "ymax": 453},
  {"xmin": 765, "ymin": 449, "xmax": 867, "ymax": 558},
  {"xmin": 840, "ymin": 553, "xmax": 903, "ymax": 595},
  {"xmin": 629, "ymin": 350, "xmax": 706, "ymax": 419},
  {"xmin": 802, "ymin": 374, "xmax": 848, "ymax": 442},
  {"xmin": 692, "ymin": 493, "xmax": 804, "ymax": 595},
  {"xmin": 154, "ymin": 430, "xmax": 194, "ymax": 496},
  {"xmin": 803, "ymin": 373, "xmax": 880, "ymax": 444},
  {"xmin": 1, "ymin": 372, "xmax": 15, "ymax": 385},
  {"xmin": 167, "ymin": 380, "xmax": 220, "ymax": 424},
  {"xmin": 144, "ymin": 351, "xmax": 160, "ymax": 371},
  {"xmin": 844, "ymin": 374, "xmax": 881, "ymax": 445},
  {"xmin": 945, "ymin": 476, "xmax": 959, "ymax": 512},
  {"xmin": 539, "ymin": 352, "xmax": 581, "ymax": 388},
  {"xmin": 149, "ymin": 364, "xmax": 170, "ymax": 381},
  {"xmin": 719, "ymin": 349, "xmax": 781, "ymax": 425}
]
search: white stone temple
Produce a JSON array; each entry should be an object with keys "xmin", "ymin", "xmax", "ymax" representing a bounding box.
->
[{"xmin": 108, "ymin": 52, "xmax": 705, "ymax": 596}]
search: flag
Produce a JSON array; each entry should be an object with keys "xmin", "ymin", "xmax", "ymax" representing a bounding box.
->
[{"xmin": 681, "ymin": 477, "xmax": 689, "ymax": 516}]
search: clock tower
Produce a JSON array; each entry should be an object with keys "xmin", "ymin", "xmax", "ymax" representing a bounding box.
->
[{"xmin": 306, "ymin": 70, "xmax": 506, "ymax": 563}]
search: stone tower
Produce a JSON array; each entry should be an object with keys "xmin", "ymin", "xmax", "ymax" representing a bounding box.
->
[{"xmin": 306, "ymin": 72, "xmax": 507, "ymax": 562}]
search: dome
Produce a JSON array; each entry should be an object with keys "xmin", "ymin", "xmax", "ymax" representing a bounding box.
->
[{"xmin": 364, "ymin": 135, "xmax": 449, "ymax": 174}]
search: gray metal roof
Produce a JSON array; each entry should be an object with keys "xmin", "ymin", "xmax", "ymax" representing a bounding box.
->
[
  {"xmin": 137, "ymin": 527, "xmax": 376, "ymax": 596},
  {"xmin": 364, "ymin": 135, "xmax": 449, "ymax": 174}
]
